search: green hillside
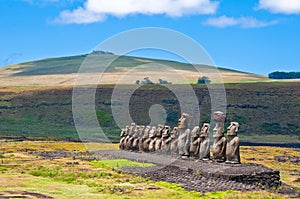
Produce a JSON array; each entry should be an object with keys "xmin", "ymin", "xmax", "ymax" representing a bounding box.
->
[
  {"xmin": 0, "ymin": 83, "xmax": 299, "ymax": 145},
  {"xmin": 0, "ymin": 54, "xmax": 268, "ymax": 86}
]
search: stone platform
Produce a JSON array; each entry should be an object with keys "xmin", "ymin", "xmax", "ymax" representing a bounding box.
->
[{"xmin": 92, "ymin": 150, "xmax": 280, "ymax": 192}]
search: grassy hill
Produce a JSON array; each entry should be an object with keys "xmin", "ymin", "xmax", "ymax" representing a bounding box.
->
[
  {"xmin": 0, "ymin": 54, "xmax": 269, "ymax": 86},
  {"xmin": 0, "ymin": 54, "xmax": 299, "ymax": 145}
]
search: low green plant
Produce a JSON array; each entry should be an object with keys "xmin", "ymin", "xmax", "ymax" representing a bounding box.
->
[{"xmin": 90, "ymin": 159, "xmax": 154, "ymax": 169}]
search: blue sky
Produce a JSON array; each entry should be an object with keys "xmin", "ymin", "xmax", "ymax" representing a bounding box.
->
[{"xmin": 1, "ymin": 0, "xmax": 300, "ymax": 75}]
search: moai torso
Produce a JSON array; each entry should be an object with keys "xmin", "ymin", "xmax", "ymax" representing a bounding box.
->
[
  {"xmin": 212, "ymin": 111, "xmax": 227, "ymax": 162},
  {"xmin": 189, "ymin": 126, "xmax": 200, "ymax": 158},
  {"xmin": 199, "ymin": 123, "xmax": 210, "ymax": 160},
  {"xmin": 226, "ymin": 122, "xmax": 240, "ymax": 164}
]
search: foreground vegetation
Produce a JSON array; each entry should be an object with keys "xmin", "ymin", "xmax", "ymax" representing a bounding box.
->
[{"xmin": 0, "ymin": 141, "xmax": 299, "ymax": 198}]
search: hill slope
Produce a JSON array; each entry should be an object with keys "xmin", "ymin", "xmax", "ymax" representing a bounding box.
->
[{"xmin": 0, "ymin": 54, "xmax": 268, "ymax": 86}]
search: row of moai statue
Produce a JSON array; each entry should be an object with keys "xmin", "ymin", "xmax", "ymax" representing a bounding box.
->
[{"xmin": 119, "ymin": 111, "xmax": 240, "ymax": 164}]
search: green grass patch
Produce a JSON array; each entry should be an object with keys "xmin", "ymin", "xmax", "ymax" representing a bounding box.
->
[{"xmin": 90, "ymin": 159, "xmax": 154, "ymax": 169}]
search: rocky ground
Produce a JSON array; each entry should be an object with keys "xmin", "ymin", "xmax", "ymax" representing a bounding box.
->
[
  {"xmin": 93, "ymin": 150, "xmax": 299, "ymax": 198},
  {"xmin": 32, "ymin": 149, "xmax": 300, "ymax": 198}
]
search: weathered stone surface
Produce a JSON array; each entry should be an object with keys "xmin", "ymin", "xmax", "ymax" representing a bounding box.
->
[
  {"xmin": 212, "ymin": 111, "xmax": 227, "ymax": 162},
  {"xmin": 199, "ymin": 123, "xmax": 210, "ymax": 160},
  {"xmin": 95, "ymin": 150, "xmax": 281, "ymax": 192},
  {"xmin": 226, "ymin": 122, "xmax": 240, "ymax": 164}
]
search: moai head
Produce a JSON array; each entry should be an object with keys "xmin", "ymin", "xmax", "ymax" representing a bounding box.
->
[
  {"xmin": 142, "ymin": 126, "xmax": 151, "ymax": 139},
  {"xmin": 190, "ymin": 126, "xmax": 200, "ymax": 138},
  {"xmin": 212, "ymin": 111, "xmax": 226, "ymax": 138},
  {"xmin": 120, "ymin": 128, "xmax": 126, "ymax": 137},
  {"xmin": 149, "ymin": 126, "xmax": 156, "ymax": 138},
  {"xmin": 200, "ymin": 123, "xmax": 210, "ymax": 138},
  {"xmin": 170, "ymin": 127, "xmax": 178, "ymax": 138},
  {"xmin": 177, "ymin": 113, "xmax": 190, "ymax": 129},
  {"xmin": 129, "ymin": 123, "xmax": 136, "ymax": 136},
  {"xmin": 138, "ymin": 125, "xmax": 145, "ymax": 137},
  {"xmin": 156, "ymin": 124, "xmax": 164, "ymax": 137},
  {"xmin": 162, "ymin": 126, "xmax": 171, "ymax": 138},
  {"xmin": 121, "ymin": 125, "xmax": 129, "ymax": 137},
  {"xmin": 227, "ymin": 122, "xmax": 239, "ymax": 136},
  {"xmin": 133, "ymin": 125, "xmax": 140, "ymax": 138}
]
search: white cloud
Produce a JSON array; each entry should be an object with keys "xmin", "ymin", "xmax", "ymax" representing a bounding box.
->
[
  {"xmin": 54, "ymin": 0, "xmax": 219, "ymax": 24},
  {"xmin": 258, "ymin": 0, "xmax": 300, "ymax": 14},
  {"xmin": 204, "ymin": 16, "xmax": 278, "ymax": 28}
]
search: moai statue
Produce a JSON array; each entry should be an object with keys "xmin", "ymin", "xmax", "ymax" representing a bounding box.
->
[
  {"xmin": 189, "ymin": 126, "xmax": 200, "ymax": 158},
  {"xmin": 169, "ymin": 127, "xmax": 179, "ymax": 155},
  {"xmin": 199, "ymin": 123, "xmax": 210, "ymax": 160},
  {"xmin": 177, "ymin": 113, "xmax": 191, "ymax": 158},
  {"xmin": 154, "ymin": 124, "xmax": 164, "ymax": 151},
  {"xmin": 160, "ymin": 125, "xmax": 171, "ymax": 154},
  {"xmin": 119, "ymin": 125, "xmax": 129, "ymax": 150},
  {"xmin": 137, "ymin": 125, "xmax": 146, "ymax": 152},
  {"xmin": 212, "ymin": 111, "xmax": 227, "ymax": 162},
  {"xmin": 148, "ymin": 126, "xmax": 157, "ymax": 152},
  {"xmin": 142, "ymin": 126, "xmax": 152, "ymax": 152},
  {"xmin": 226, "ymin": 122, "xmax": 240, "ymax": 164},
  {"xmin": 132, "ymin": 125, "xmax": 145, "ymax": 151},
  {"xmin": 125, "ymin": 123, "xmax": 136, "ymax": 150}
]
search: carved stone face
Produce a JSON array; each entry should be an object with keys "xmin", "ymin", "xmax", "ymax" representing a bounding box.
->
[
  {"xmin": 213, "ymin": 111, "xmax": 226, "ymax": 123},
  {"xmin": 139, "ymin": 125, "xmax": 145, "ymax": 137},
  {"xmin": 142, "ymin": 126, "xmax": 151, "ymax": 138},
  {"xmin": 149, "ymin": 126, "xmax": 156, "ymax": 138},
  {"xmin": 156, "ymin": 124, "xmax": 164, "ymax": 137},
  {"xmin": 191, "ymin": 126, "xmax": 200, "ymax": 138},
  {"xmin": 227, "ymin": 122, "xmax": 239, "ymax": 136},
  {"xmin": 213, "ymin": 126, "xmax": 223, "ymax": 138},
  {"xmin": 129, "ymin": 123, "xmax": 136, "ymax": 136},
  {"xmin": 162, "ymin": 126, "xmax": 171, "ymax": 138},
  {"xmin": 170, "ymin": 127, "xmax": 178, "ymax": 138},
  {"xmin": 177, "ymin": 113, "xmax": 189, "ymax": 129},
  {"xmin": 200, "ymin": 123, "xmax": 210, "ymax": 138}
]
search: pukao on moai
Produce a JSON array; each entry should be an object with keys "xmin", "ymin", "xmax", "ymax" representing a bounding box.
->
[
  {"xmin": 189, "ymin": 126, "xmax": 200, "ymax": 158},
  {"xmin": 160, "ymin": 126, "xmax": 171, "ymax": 154},
  {"xmin": 212, "ymin": 111, "xmax": 227, "ymax": 162},
  {"xmin": 169, "ymin": 127, "xmax": 179, "ymax": 155},
  {"xmin": 199, "ymin": 123, "xmax": 210, "ymax": 160},
  {"xmin": 125, "ymin": 123, "xmax": 136, "ymax": 150},
  {"xmin": 226, "ymin": 122, "xmax": 240, "ymax": 164},
  {"xmin": 119, "ymin": 125, "xmax": 129, "ymax": 150},
  {"xmin": 154, "ymin": 124, "xmax": 164, "ymax": 151},
  {"xmin": 142, "ymin": 126, "xmax": 151, "ymax": 152},
  {"xmin": 177, "ymin": 113, "xmax": 191, "ymax": 158},
  {"xmin": 148, "ymin": 126, "xmax": 157, "ymax": 152}
]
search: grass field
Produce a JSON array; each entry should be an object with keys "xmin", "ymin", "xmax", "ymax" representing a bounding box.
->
[{"xmin": 0, "ymin": 141, "xmax": 299, "ymax": 198}]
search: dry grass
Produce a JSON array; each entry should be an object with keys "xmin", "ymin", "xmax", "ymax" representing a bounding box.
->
[
  {"xmin": 241, "ymin": 146, "xmax": 300, "ymax": 189},
  {"xmin": 0, "ymin": 141, "xmax": 297, "ymax": 198}
]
